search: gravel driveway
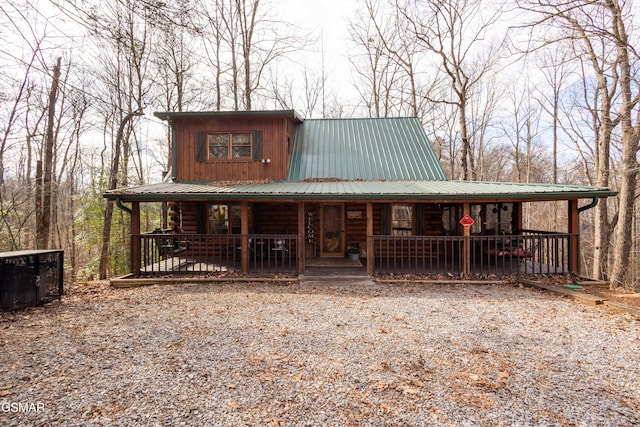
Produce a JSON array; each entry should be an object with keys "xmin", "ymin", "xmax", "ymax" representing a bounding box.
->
[{"xmin": 1, "ymin": 280, "xmax": 639, "ymax": 426}]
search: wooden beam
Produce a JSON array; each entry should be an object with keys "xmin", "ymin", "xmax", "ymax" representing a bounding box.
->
[
  {"xmin": 131, "ymin": 202, "xmax": 141, "ymax": 274},
  {"xmin": 568, "ymin": 199, "xmax": 579, "ymax": 275},
  {"xmin": 298, "ymin": 202, "xmax": 305, "ymax": 273},
  {"xmin": 519, "ymin": 279, "xmax": 605, "ymax": 306},
  {"xmin": 462, "ymin": 203, "xmax": 471, "ymax": 276},
  {"xmin": 241, "ymin": 201, "xmax": 249, "ymax": 273},
  {"xmin": 516, "ymin": 202, "xmax": 523, "ymax": 231},
  {"xmin": 367, "ymin": 202, "xmax": 374, "ymax": 274}
]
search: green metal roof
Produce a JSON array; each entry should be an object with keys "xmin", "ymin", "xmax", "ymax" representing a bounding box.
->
[
  {"xmin": 105, "ymin": 180, "xmax": 616, "ymax": 201},
  {"xmin": 287, "ymin": 117, "xmax": 448, "ymax": 181},
  {"xmin": 106, "ymin": 111, "xmax": 616, "ymax": 203}
]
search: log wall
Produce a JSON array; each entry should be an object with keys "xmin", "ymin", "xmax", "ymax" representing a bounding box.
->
[{"xmin": 161, "ymin": 201, "xmax": 447, "ymax": 258}]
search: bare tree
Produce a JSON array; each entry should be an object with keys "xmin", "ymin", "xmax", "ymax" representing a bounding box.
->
[
  {"xmin": 299, "ymin": 69, "xmax": 322, "ymax": 118},
  {"xmin": 608, "ymin": 2, "xmax": 640, "ymax": 290},
  {"xmin": 153, "ymin": 0, "xmax": 198, "ymax": 112},
  {"xmin": 535, "ymin": 46, "xmax": 574, "ymax": 185},
  {"xmin": 467, "ymin": 75, "xmax": 500, "ymax": 182},
  {"xmin": 556, "ymin": 55, "xmax": 615, "ymax": 277},
  {"xmin": 59, "ymin": 81, "xmax": 89, "ymax": 281},
  {"xmin": 198, "ymin": 0, "xmax": 233, "ymax": 110},
  {"xmin": 193, "ymin": 0, "xmax": 305, "ymax": 111},
  {"xmin": 517, "ymin": 0, "xmax": 639, "ymax": 289},
  {"xmin": 425, "ymin": 103, "xmax": 460, "ymax": 178},
  {"xmin": 0, "ymin": 1, "xmax": 67, "ymax": 251},
  {"xmin": 233, "ymin": 0, "xmax": 305, "ymax": 110},
  {"xmin": 63, "ymin": 0, "xmax": 152, "ymax": 278},
  {"xmin": 348, "ymin": 0, "xmax": 402, "ymax": 117},
  {"xmin": 349, "ymin": 0, "xmax": 437, "ymax": 120},
  {"xmin": 501, "ymin": 76, "xmax": 542, "ymax": 183},
  {"xmin": 399, "ymin": 0, "xmax": 507, "ymax": 180},
  {"xmin": 35, "ymin": 56, "xmax": 61, "ymax": 249}
]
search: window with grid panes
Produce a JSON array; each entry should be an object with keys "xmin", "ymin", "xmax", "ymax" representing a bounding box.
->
[
  {"xmin": 392, "ymin": 204, "xmax": 413, "ymax": 235},
  {"xmin": 208, "ymin": 133, "xmax": 252, "ymax": 159}
]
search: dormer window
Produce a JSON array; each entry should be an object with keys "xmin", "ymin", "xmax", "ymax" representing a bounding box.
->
[
  {"xmin": 196, "ymin": 130, "xmax": 262, "ymax": 162},
  {"xmin": 209, "ymin": 133, "xmax": 252, "ymax": 159}
]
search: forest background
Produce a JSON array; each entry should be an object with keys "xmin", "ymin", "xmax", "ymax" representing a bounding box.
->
[{"xmin": 0, "ymin": 0, "xmax": 638, "ymax": 290}]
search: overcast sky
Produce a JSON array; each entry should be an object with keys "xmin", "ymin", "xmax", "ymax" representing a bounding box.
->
[{"xmin": 277, "ymin": 0, "xmax": 361, "ymax": 98}]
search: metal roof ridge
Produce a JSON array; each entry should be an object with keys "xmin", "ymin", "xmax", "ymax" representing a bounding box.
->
[{"xmin": 302, "ymin": 116, "xmax": 419, "ymax": 121}]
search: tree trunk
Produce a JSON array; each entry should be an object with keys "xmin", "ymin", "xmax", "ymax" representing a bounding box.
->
[
  {"xmin": 459, "ymin": 101, "xmax": 470, "ymax": 181},
  {"xmin": 98, "ymin": 110, "xmax": 142, "ymax": 280},
  {"xmin": 609, "ymin": 4, "xmax": 639, "ymax": 289},
  {"xmin": 592, "ymin": 199, "xmax": 611, "ymax": 280},
  {"xmin": 610, "ymin": 155, "xmax": 637, "ymax": 289},
  {"xmin": 35, "ymin": 160, "xmax": 42, "ymax": 247},
  {"xmin": 36, "ymin": 57, "xmax": 61, "ymax": 250},
  {"xmin": 592, "ymin": 66, "xmax": 614, "ymax": 280}
]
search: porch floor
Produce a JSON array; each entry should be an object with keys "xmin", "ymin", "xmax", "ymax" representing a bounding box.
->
[
  {"xmin": 138, "ymin": 255, "xmax": 565, "ymax": 276},
  {"xmin": 139, "ymin": 255, "xmax": 296, "ymax": 274},
  {"xmin": 374, "ymin": 257, "xmax": 566, "ymax": 276},
  {"xmin": 305, "ymin": 257, "xmax": 363, "ymax": 268}
]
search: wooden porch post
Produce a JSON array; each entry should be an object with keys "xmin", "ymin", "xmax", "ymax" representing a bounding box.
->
[
  {"xmin": 463, "ymin": 203, "xmax": 471, "ymax": 276},
  {"xmin": 367, "ymin": 202, "xmax": 374, "ymax": 274},
  {"xmin": 241, "ymin": 201, "xmax": 249, "ymax": 273},
  {"xmin": 568, "ymin": 199, "xmax": 580, "ymax": 275},
  {"xmin": 516, "ymin": 202, "xmax": 524, "ymax": 231},
  {"xmin": 298, "ymin": 202, "xmax": 305, "ymax": 273},
  {"xmin": 131, "ymin": 201, "xmax": 141, "ymax": 274}
]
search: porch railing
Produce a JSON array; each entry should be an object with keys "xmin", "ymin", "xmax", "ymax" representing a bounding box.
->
[
  {"xmin": 133, "ymin": 231, "xmax": 573, "ymax": 277},
  {"xmin": 134, "ymin": 232, "xmax": 298, "ymax": 275},
  {"xmin": 373, "ymin": 232, "xmax": 574, "ymax": 275}
]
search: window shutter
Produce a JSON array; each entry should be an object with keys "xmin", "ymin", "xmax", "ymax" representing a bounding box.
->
[
  {"xmin": 252, "ymin": 130, "xmax": 262, "ymax": 161},
  {"xmin": 196, "ymin": 131, "xmax": 205, "ymax": 162}
]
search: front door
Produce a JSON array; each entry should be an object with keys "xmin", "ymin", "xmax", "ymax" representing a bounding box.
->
[{"xmin": 320, "ymin": 204, "xmax": 345, "ymax": 257}]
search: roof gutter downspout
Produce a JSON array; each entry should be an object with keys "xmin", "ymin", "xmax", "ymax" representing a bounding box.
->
[
  {"xmin": 578, "ymin": 197, "xmax": 599, "ymax": 212},
  {"xmin": 115, "ymin": 197, "xmax": 132, "ymax": 215}
]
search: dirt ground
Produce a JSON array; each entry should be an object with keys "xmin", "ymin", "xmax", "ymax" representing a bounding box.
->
[
  {"xmin": 372, "ymin": 273, "xmax": 640, "ymax": 311},
  {"xmin": 534, "ymin": 274, "xmax": 640, "ymax": 310},
  {"xmin": 575, "ymin": 286, "xmax": 640, "ymax": 309},
  {"xmin": 2, "ymin": 277, "xmax": 639, "ymax": 426}
]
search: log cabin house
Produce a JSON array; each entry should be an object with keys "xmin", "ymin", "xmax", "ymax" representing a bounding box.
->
[{"xmin": 104, "ymin": 110, "xmax": 616, "ymax": 278}]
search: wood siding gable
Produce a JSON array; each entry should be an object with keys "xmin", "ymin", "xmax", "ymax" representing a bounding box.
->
[{"xmin": 173, "ymin": 115, "xmax": 298, "ymax": 182}]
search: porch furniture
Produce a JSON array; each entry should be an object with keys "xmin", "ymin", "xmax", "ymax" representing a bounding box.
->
[
  {"xmin": 236, "ymin": 238, "xmax": 267, "ymax": 260},
  {"xmin": 482, "ymin": 238, "xmax": 532, "ymax": 260},
  {"xmin": 271, "ymin": 238, "xmax": 288, "ymax": 261},
  {"xmin": 149, "ymin": 228, "xmax": 190, "ymax": 257}
]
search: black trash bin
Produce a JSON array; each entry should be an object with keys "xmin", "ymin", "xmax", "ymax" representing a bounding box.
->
[{"xmin": 0, "ymin": 250, "xmax": 64, "ymax": 311}]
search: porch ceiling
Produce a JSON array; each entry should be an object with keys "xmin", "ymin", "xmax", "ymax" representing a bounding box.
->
[{"xmin": 104, "ymin": 180, "xmax": 617, "ymax": 202}]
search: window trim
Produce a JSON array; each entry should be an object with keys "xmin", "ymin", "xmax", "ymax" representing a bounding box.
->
[
  {"xmin": 391, "ymin": 203, "xmax": 414, "ymax": 236},
  {"xmin": 207, "ymin": 203, "xmax": 243, "ymax": 234},
  {"xmin": 207, "ymin": 131, "xmax": 253, "ymax": 160}
]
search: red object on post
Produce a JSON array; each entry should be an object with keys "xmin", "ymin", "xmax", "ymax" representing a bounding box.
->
[{"xmin": 459, "ymin": 215, "xmax": 475, "ymax": 228}]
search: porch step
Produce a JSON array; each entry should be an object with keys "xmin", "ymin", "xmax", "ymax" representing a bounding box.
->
[{"xmin": 301, "ymin": 266, "xmax": 374, "ymax": 286}]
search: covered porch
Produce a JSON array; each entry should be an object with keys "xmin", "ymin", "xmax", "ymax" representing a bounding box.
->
[
  {"xmin": 131, "ymin": 229, "xmax": 573, "ymax": 277},
  {"xmin": 123, "ymin": 198, "xmax": 582, "ymax": 277},
  {"xmin": 105, "ymin": 179, "xmax": 615, "ymax": 280}
]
